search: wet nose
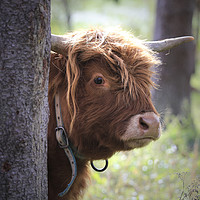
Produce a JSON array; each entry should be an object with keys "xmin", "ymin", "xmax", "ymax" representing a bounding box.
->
[{"xmin": 139, "ymin": 112, "xmax": 160, "ymax": 140}]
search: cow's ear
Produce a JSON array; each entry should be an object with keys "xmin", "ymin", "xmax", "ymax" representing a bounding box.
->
[{"xmin": 144, "ymin": 36, "xmax": 194, "ymax": 52}]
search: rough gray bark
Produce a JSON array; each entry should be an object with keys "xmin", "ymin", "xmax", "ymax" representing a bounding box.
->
[
  {"xmin": 153, "ymin": 0, "xmax": 195, "ymax": 116},
  {"xmin": 0, "ymin": 0, "xmax": 50, "ymax": 199}
]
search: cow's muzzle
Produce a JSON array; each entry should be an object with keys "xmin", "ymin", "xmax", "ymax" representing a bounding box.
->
[
  {"xmin": 138, "ymin": 112, "xmax": 160, "ymax": 140},
  {"xmin": 121, "ymin": 112, "xmax": 161, "ymax": 148}
]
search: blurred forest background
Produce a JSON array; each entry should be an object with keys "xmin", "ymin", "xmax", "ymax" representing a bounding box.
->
[{"xmin": 51, "ymin": 0, "xmax": 200, "ymax": 199}]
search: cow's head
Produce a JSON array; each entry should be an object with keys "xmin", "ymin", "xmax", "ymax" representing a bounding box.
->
[{"xmin": 50, "ymin": 28, "xmax": 193, "ymax": 160}]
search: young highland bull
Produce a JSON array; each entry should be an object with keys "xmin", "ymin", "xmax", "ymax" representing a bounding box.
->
[{"xmin": 48, "ymin": 28, "xmax": 193, "ymax": 200}]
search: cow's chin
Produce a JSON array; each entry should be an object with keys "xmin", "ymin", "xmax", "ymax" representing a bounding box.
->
[{"xmin": 124, "ymin": 138, "xmax": 154, "ymax": 150}]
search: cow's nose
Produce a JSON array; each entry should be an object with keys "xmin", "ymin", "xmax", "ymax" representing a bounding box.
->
[{"xmin": 139, "ymin": 112, "xmax": 160, "ymax": 140}]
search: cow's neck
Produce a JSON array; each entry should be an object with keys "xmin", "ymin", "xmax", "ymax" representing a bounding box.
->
[{"xmin": 48, "ymin": 91, "xmax": 90, "ymax": 200}]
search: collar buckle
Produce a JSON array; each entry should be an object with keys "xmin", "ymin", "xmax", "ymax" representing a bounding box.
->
[{"xmin": 55, "ymin": 126, "xmax": 69, "ymax": 148}]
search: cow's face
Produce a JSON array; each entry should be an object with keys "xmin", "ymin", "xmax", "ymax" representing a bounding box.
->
[
  {"xmin": 50, "ymin": 29, "xmax": 162, "ymax": 160},
  {"xmin": 65, "ymin": 54, "xmax": 161, "ymax": 160}
]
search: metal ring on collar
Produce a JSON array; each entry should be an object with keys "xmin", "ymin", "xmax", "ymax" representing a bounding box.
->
[{"xmin": 90, "ymin": 160, "xmax": 108, "ymax": 172}]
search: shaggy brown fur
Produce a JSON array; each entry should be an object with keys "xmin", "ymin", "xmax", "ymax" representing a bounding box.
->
[{"xmin": 48, "ymin": 28, "xmax": 160, "ymax": 200}]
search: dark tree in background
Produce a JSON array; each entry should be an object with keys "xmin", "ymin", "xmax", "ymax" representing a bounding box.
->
[
  {"xmin": 62, "ymin": 0, "xmax": 72, "ymax": 31},
  {"xmin": 0, "ymin": 0, "xmax": 50, "ymax": 199},
  {"xmin": 153, "ymin": 0, "xmax": 196, "ymax": 117}
]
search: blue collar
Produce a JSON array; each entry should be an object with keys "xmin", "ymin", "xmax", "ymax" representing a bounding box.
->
[{"xmin": 54, "ymin": 92, "xmax": 78, "ymax": 197}]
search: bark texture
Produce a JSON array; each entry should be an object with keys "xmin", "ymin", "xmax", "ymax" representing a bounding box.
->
[
  {"xmin": 0, "ymin": 0, "xmax": 50, "ymax": 199},
  {"xmin": 153, "ymin": 0, "xmax": 195, "ymax": 116}
]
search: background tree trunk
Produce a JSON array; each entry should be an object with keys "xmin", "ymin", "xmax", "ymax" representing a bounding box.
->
[
  {"xmin": 62, "ymin": 0, "xmax": 72, "ymax": 31},
  {"xmin": 153, "ymin": 0, "xmax": 195, "ymax": 116},
  {"xmin": 0, "ymin": 0, "xmax": 50, "ymax": 199}
]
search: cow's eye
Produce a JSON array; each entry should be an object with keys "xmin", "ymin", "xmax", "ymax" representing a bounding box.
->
[{"xmin": 94, "ymin": 77, "xmax": 104, "ymax": 85}]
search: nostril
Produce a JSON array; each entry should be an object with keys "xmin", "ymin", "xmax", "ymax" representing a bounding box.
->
[{"xmin": 139, "ymin": 117, "xmax": 149, "ymax": 130}]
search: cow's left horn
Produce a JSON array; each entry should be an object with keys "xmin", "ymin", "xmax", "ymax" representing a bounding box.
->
[
  {"xmin": 51, "ymin": 34, "xmax": 69, "ymax": 56},
  {"xmin": 144, "ymin": 36, "xmax": 194, "ymax": 52}
]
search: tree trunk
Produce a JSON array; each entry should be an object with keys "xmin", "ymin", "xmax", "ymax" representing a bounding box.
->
[
  {"xmin": 62, "ymin": 0, "xmax": 72, "ymax": 31},
  {"xmin": 0, "ymin": 0, "xmax": 50, "ymax": 199},
  {"xmin": 153, "ymin": 0, "xmax": 195, "ymax": 116}
]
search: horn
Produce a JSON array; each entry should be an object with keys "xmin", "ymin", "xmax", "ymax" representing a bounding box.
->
[
  {"xmin": 51, "ymin": 34, "xmax": 194, "ymax": 55},
  {"xmin": 144, "ymin": 36, "xmax": 194, "ymax": 52},
  {"xmin": 51, "ymin": 34, "xmax": 69, "ymax": 55}
]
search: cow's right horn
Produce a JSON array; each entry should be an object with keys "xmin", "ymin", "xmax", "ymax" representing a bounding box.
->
[
  {"xmin": 51, "ymin": 34, "xmax": 69, "ymax": 56},
  {"xmin": 144, "ymin": 36, "xmax": 194, "ymax": 52}
]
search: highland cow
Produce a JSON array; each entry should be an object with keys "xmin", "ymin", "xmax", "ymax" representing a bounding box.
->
[{"xmin": 48, "ymin": 28, "xmax": 193, "ymax": 200}]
